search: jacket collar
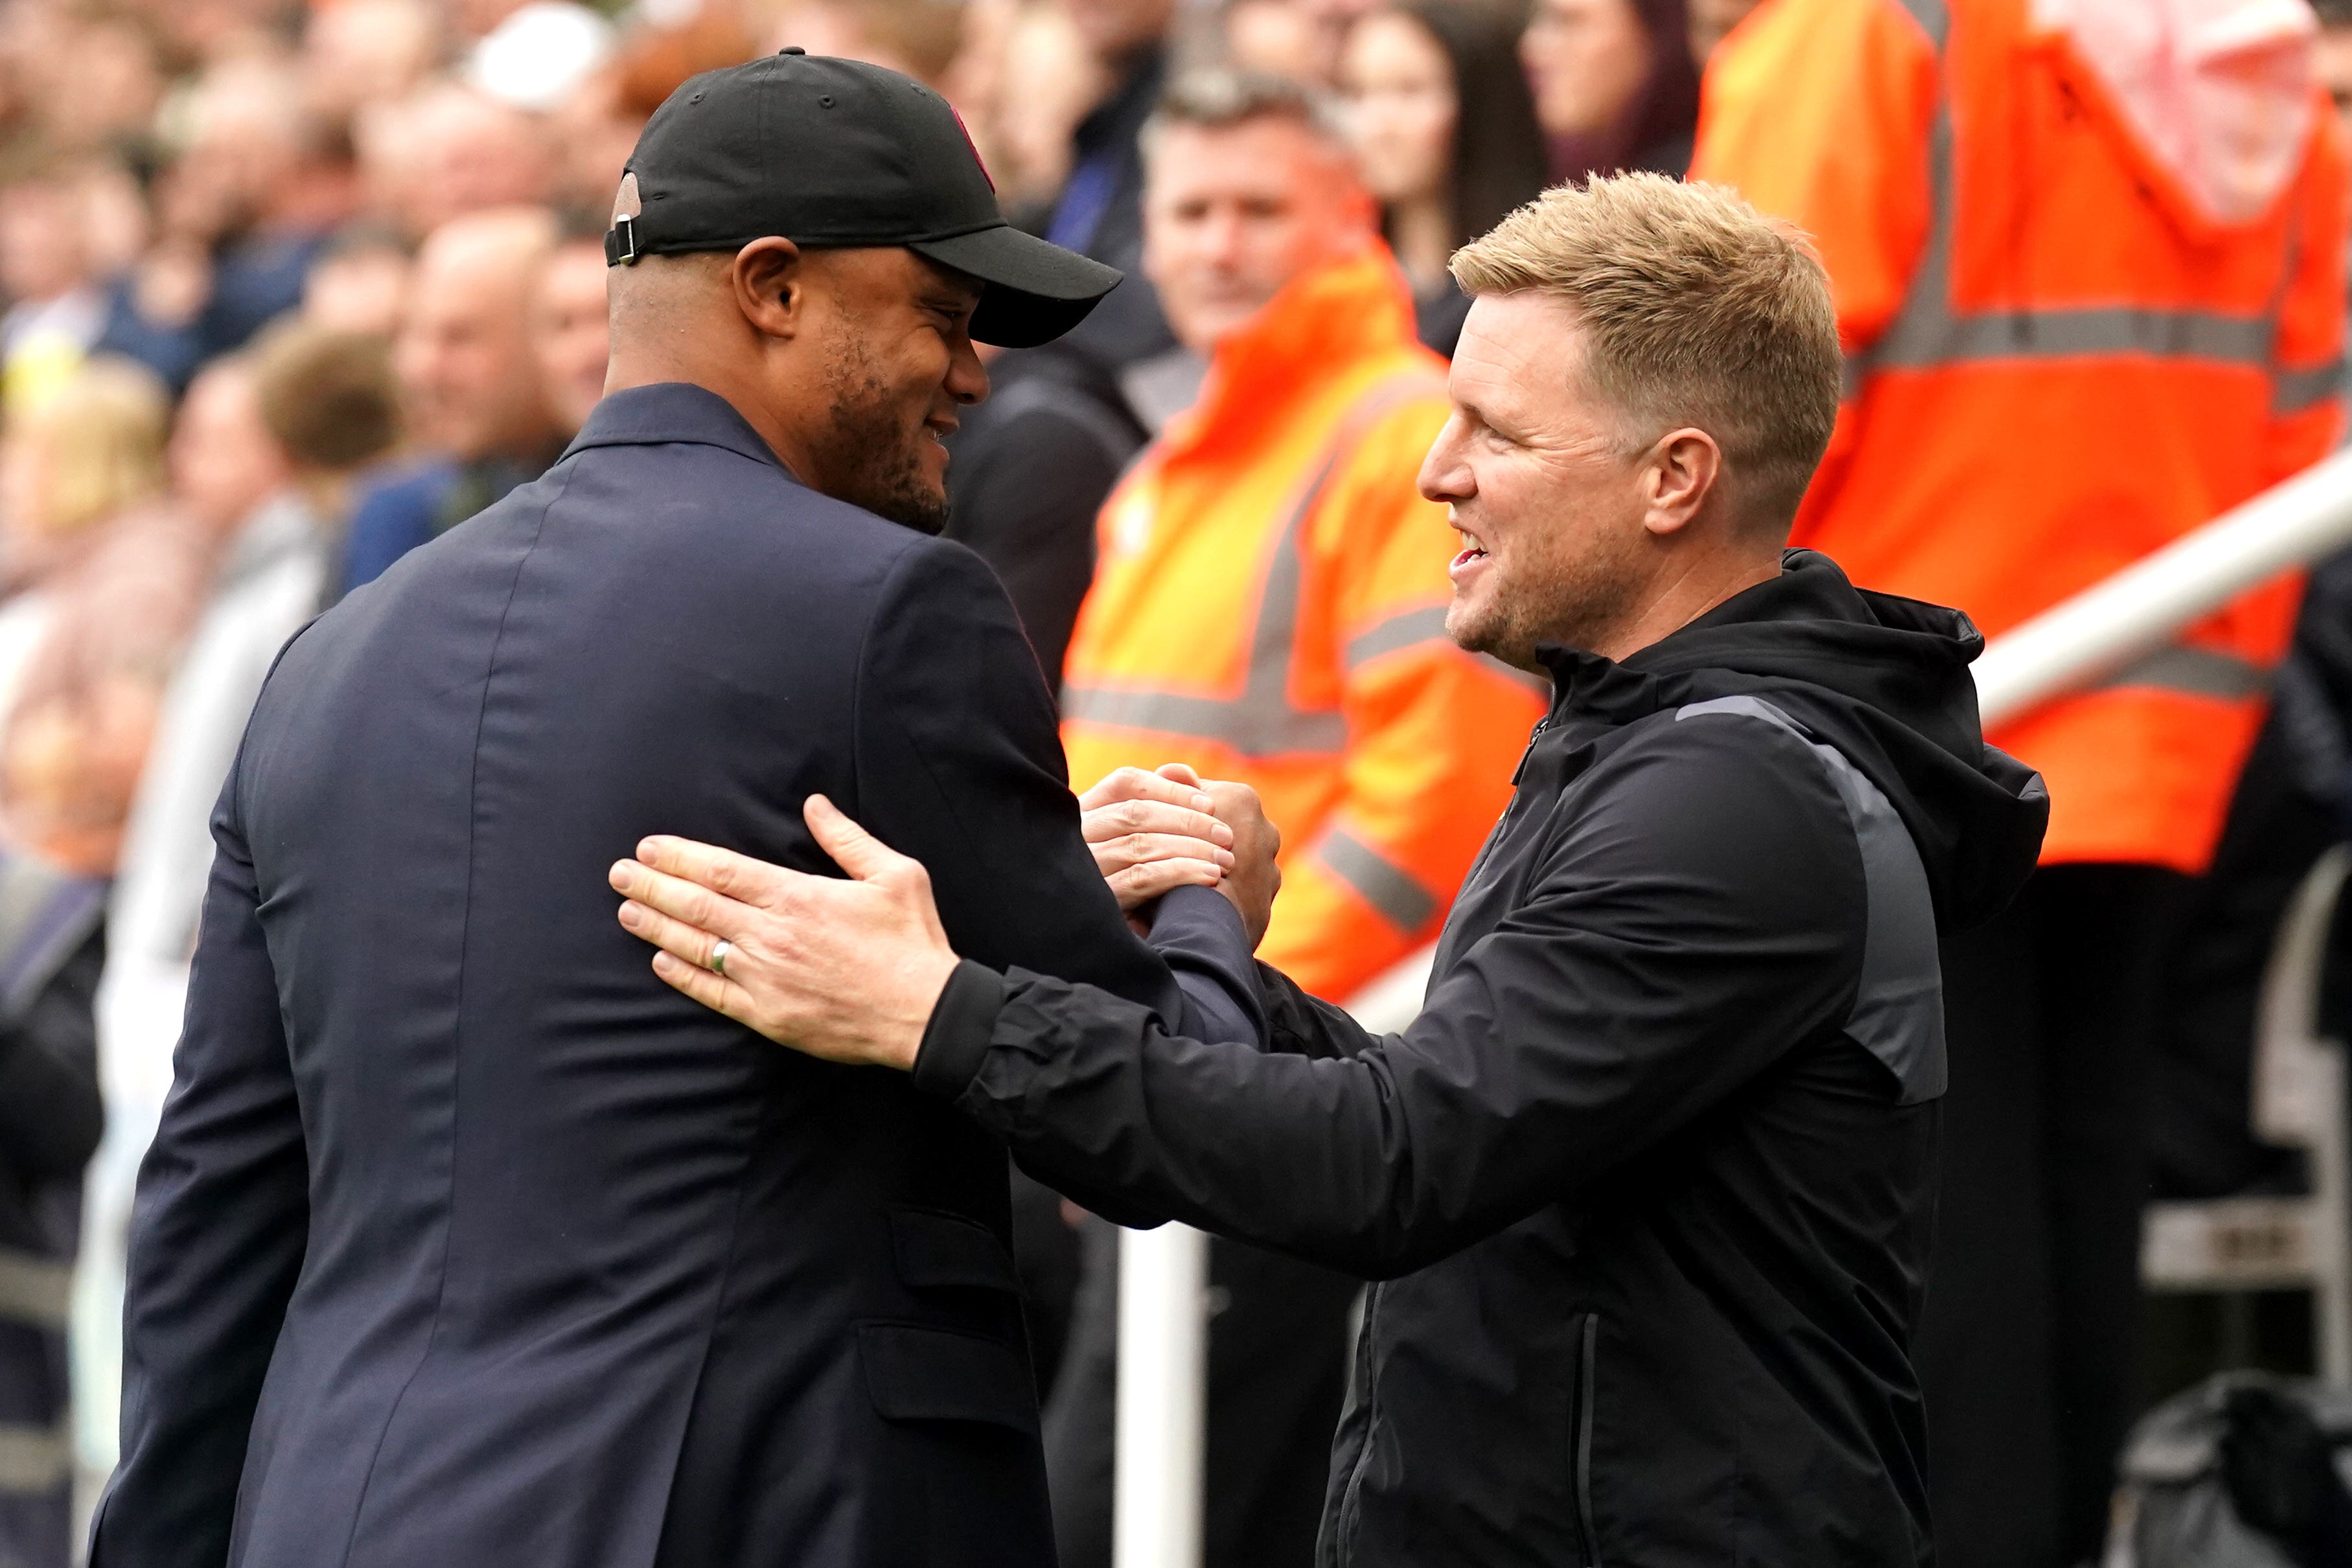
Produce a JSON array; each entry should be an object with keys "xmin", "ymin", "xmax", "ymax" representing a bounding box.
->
[
  {"xmin": 561, "ymin": 383, "xmax": 795, "ymax": 478},
  {"xmin": 1531, "ymin": 551, "xmax": 1827, "ymax": 722},
  {"xmin": 1171, "ymin": 244, "xmax": 1427, "ymax": 454}
]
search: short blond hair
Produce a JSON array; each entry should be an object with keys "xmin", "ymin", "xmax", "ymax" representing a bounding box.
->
[
  {"xmin": 19, "ymin": 358, "xmax": 170, "ymax": 537},
  {"xmin": 1451, "ymin": 173, "xmax": 1842, "ymax": 524}
]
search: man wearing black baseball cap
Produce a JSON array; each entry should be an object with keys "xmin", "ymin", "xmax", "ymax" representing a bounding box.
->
[{"xmin": 93, "ymin": 52, "xmax": 1271, "ymax": 1568}]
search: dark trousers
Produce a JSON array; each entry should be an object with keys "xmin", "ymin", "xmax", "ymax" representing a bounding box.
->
[
  {"xmin": 1917, "ymin": 863, "xmax": 2192, "ymax": 1568},
  {"xmin": 1044, "ymin": 1220, "xmax": 1358, "ymax": 1568}
]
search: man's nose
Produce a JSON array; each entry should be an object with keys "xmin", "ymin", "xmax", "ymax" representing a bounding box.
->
[
  {"xmin": 947, "ymin": 335, "xmax": 988, "ymax": 406},
  {"xmin": 1200, "ymin": 210, "xmax": 1249, "ymax": 268},
  {"xmin": 1418, "ymin": 415, "xmax": 1473, "ymax": 503}
]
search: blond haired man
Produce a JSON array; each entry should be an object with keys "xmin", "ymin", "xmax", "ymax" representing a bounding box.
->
[{"xmin": 612, "ymin": 175, "xmax": 2050, "ymax": 1564}]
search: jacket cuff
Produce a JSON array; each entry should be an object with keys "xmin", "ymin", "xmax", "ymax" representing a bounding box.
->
[{"xmin": 912, "ymin": 958, "xmax": 1006, "ymax": 1098}]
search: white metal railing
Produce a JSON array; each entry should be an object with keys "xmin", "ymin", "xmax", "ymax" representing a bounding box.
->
[
  {"xmin": 1109, "ymin": 446, "xmax": 2352, "ymax": 1568},
  {"xmin": 1973, "ymin": 447, "xmax": 2352, "ymax": 728}
]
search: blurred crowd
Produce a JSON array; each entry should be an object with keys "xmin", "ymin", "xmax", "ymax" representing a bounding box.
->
[{"xmin": 0, "ymin": 0, "xmax": 2337, "ymax": 1563}]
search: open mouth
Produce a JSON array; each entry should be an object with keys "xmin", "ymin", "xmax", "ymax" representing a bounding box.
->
[{"xmin": 1450, "ymin": 527, "xmax": 1490, "ymax": 574}]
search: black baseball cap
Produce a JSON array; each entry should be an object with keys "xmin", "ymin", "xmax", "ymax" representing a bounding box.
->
[{"xmin": 608, "ymin": 50, "xmax": 1122, "ymax": 349}]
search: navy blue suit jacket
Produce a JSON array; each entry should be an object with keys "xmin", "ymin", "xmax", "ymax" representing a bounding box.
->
[{"xmin": 91, "ymin": 384, "xmax": 1262, "ymax": 1568}]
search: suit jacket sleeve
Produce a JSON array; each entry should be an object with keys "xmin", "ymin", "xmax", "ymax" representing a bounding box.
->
[
  {"xmin": 854, "ymin": 536, "xmax": 1265, "ymax": 1208},
  {"xmin": 912, "ymin": 717, "xmax": 1866, "ymax": 1278},
  {"xmin": 90, "ymin": 755, "xmax": 310, "ymax": 1568}
]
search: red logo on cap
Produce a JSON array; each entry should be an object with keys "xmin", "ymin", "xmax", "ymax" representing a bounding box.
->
[{"xmin": 948, "ymin": 104, "xmax": 995, "ymax": 192}]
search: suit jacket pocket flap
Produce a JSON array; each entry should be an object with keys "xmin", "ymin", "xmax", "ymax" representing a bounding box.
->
[
  {"xmin": 859, "ymin": 1322, "xmax": 1038, "ymax": 1433},
  {"xmin": 890, "ymin": 1207, "xmax": 1019, "ymax": 1293}
]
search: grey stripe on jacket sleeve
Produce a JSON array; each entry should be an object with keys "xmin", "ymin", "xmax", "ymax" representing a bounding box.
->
[{"xmin": 1674, "ymin": 695, "xmax": 1946, "ymax": 1105}]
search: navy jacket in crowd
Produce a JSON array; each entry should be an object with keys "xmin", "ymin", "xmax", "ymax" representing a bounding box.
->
[{"xmin": 91, "ymin": 382, "xmax": 1259, "ymax": 1568}]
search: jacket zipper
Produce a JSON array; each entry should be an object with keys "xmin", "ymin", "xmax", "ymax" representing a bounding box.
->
[
  {"xmin": 1569, "ymin": 1313, "xmax": 1601, "ymax": 1567},
  {"xmin": 1333, "ymin": 1284, "xmax": 1383, "ymax": 1567},
  {"xmin": 1509, "ymin": 715, "xmax": 1552, "ymax": 786}
]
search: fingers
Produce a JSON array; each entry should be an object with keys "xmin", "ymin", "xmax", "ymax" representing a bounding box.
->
[
  {"xmin": 610, "ymin": 857, "xmax": 762, "ymax": 935},
  {"xmin": 1155, "ymin": 762, "xmax": 1202, "ymax": 789},
  {"xmin": 630, "ymin": 835, "xmax": 794, "ymax": 908},
  {"xmin": 803, "ymin": 794, "xmax": 911, "ymax": 882},
  {"xmin": 1078, "ymin": 764, "xmax": 1216, "ymax": 818},
  {"xmin": 648, "ymin": 949, "xmax": 759, "ymax": 1026},
  {"xmin": 1106, "ymin": 857, "xmax": 1226, "ymax": 911},
  {"xmin": 616, "ymin": 895, "xmax": 730, "ymax": 973},
  {"xmin": 1080, "ymin": 798, "xmax": 1236, "ymax": 851},
  {"xmin": 1092, "ymin": 830, "xmax": 1235, "ymax": 875}
]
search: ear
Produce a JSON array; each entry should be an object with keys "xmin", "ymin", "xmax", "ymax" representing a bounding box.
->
[
  {"xmin": 1641, "ymin": 428, "xmax": 1724, "ymax": 539},
  {"xmin": 730, "ymin": 237, "xmax": 807, "ymax": 341}
]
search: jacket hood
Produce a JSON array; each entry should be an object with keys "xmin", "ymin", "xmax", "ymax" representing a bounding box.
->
[
  {"xmin": 1538, "ymin": 550, "xmax": 2049, "ymax": 934},
  {"xmin": 2032, "ymin": 0, "xmax": 2318, "ymax": 232}
]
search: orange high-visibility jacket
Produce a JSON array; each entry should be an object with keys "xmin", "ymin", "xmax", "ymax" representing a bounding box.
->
[
  {"xmin": 1061, "ymin": 248, "xmax": 1545, "ymax": 1000},
  {"xmin": 1691, "ymin": 0, "xmax": 2347, "ymax": 873}
]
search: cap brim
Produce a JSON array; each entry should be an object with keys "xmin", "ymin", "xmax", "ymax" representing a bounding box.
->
[{"xmin": 910, "ymin": 225, "xmax": 1124, "ymax": 349}]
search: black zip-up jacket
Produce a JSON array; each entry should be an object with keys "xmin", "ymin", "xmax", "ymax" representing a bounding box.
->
[{"xmin": 913, "ymin": 551, "xmax": 2049, "ymax": 1566}]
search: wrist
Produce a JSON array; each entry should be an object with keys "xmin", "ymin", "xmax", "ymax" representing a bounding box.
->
[
  {"xmin": 910, "ymin": 958, "xmax": 1008, "ymax": 1094},
  {"xmin": 885, "ymin": 949, "xmax": 962, "ymax": 1072}
]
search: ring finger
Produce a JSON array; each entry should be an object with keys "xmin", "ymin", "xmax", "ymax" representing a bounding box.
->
[{"xmin": 617, "ymin": 897, "xmax": 737, "ymax": 974}]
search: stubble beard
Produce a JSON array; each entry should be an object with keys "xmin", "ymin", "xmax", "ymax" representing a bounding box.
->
[
  {"xmin": 1449, "ymin": 519, "xmax": 1648, "ymax": 670},
  {"xmin": 818, "ymin": 335, "xmax": 949, "ymax": 535}
]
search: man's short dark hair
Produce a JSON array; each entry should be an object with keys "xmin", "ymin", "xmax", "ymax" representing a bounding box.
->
[
  {"xmin": 251, "ymin": 320, "xmax": 402, "ymax": 473},
  {"xmin": 1141, "ymin": 67, "xmax": 1349, "ymax": 158},
  {"xmin": 2319, "ymin": 0, "xmax": 2352, "ymax": 26}
]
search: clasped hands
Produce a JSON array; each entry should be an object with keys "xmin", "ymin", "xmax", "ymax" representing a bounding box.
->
[{"xmin": 606, "ymin": 765, "xmax": 1280, "ymax": 1070}]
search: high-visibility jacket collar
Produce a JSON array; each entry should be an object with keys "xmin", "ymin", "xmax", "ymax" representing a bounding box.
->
[
  {"xmin": 2030, "ymin": 0, "xmax": 2320, "ymax": 234},
  {"xmin": 1173, "ymin": 243, "xmax": 1427, "ymax": 459}
]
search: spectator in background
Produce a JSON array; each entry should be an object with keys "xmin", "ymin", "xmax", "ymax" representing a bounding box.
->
[
  {"xmin": 301, "ymin": 0, "xmax": 444, "ymax": 126},
  {"xmin": 1692, "ymin": 3, "xmax": 2346, "ymax": 1563},
  {"xmin": 2323, "ymin": 1, "xmax": 2352, "ymax": 165},
  {"xmin": 531, "ymin": 215, "xmax": 609, "ymax": 437},
  {"xmin": 363, "ymin": 84, "xmax": 553, "ymax": 241},
  {"xmin": 979, "ymin": 1, "xmax": 1113, "ymax": 213},
  {"xmin": 1339, "ymin": 0, "xmax": 1550, "ymax": 353},
  {"xmin": 97, "ymin": 59, "xmax": 355, "ymax": 392},
  {"xmin": 0, "ymin": 362, "xmax": 170, "ymax": 726},
  {"xmin": 1225, "ymin": 0, "xmax": 1334, "ymax": 81},
  {"xmin": 1044, "ymin": 0, "xmax": 1181, "ymax": 369},
  {"xmin": 1520, "ymin": 0, "xmax": 1698, "ymax": 179},
  {"xmin": 341, "ymin": 205, "xmax": 562, "ymax": 596},
  {"xmin": 0, "ymin": 163, "xmax": 106, "ymax": 419},
  {"xmin": 0, "ymin": 818, "xmax": 106, "ymax": 1568},
  {"xmin": 89, "ymin": 329, "xmax": 400, "ymax": 1484},
  {"xmin": 1044, "ymin": 71, "xmax": 1547, "ymax": 1568},
  {"xmin": 302, "ymin": 224, "xmax": 414, "ymax": 339},
  {"xmin": 0, "ymin": 362, "xmax": 172, "ymax": 1567},
  {"xmin": 768, "ymin": 0, "xmax": 963, "ymax": 86},
  {"xmin": 1686, "ymin": 0, "xmax": 1761, "ymax": 61}
]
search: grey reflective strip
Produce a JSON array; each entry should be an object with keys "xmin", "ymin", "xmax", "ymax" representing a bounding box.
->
[
  {"xmin": 0, "ymin": 1252, "xmax": 70, "ymax": 1329},
  {"xmin": 2092, "ymin": 644, "xmax": 2274, "ymax": 701},
  {"xmin": 1313, "ymin": 827, "xmax": 1439, "ymax": 934},
  {"xmin": 1861, "ymin": 91, "xmax": 2286, "ymax": 381},
  {"xmin": 1874, "ymin": 307, "xmax": 2273, "ymax": 371},
  {"xmin": 1892, "ymin": 0, "xmax": 1948, "ymax": 45},
  {"xmin": 1064, "ymin": 373, "xmax": 1445, "ymax": 758},
  {"xmin": 2273, "ymin": 359, "xmax": 2344, "ymax": 415},
  {"xmin": 1344, "ymin": 606, "xmax": 1452, "ymax": 671},
  {"xmin": 1060, "ymin": 686, "xmax": 1348, "ymax": 754},
  {"xmin": 1676, "ymin": 697, "xmax": 1946, "ymax": 1105},
  {"xmin": 0, "ymin": 1425, "xmax": 69, "ymax": 1493}
]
